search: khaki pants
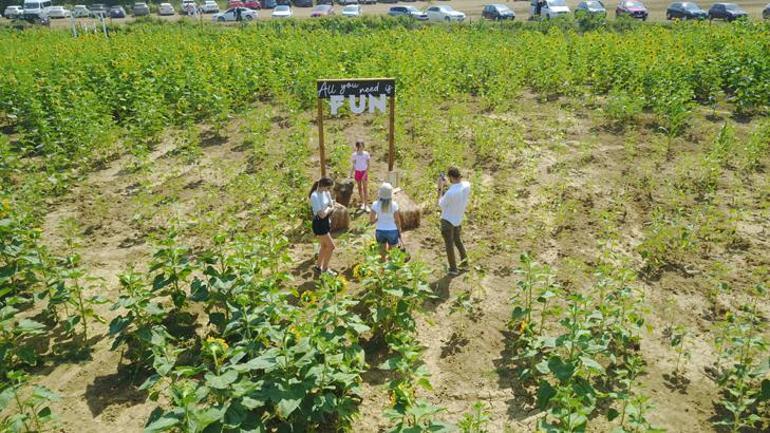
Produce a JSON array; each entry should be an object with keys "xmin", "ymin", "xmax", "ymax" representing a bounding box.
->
[{"xmin": 441, "ymin": 219, "xmax": 467, "ymax": 271}]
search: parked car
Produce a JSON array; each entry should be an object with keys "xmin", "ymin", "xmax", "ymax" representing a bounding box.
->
[
  {"xmin": 276, "ymin": 0, "xmax": 291, "ymax": 5},
  {"xmin": 529, "ymin": 0, "xmax": 570, "ymax": 19},
  {"xmin": 23, "ymin": 0, "xmax": 52, "ymax": 17},
  {"xmin": 271, "ymin": 4, "xmax": 291, "ymax": 16},
  {"xmin": 13, "ymin": 12, "xmax": 49, "ymax": 24},
  {"xmin": 481, "ymin": 3, "xmax": 515, "ymax": 19},
  {"xmin": 707, "ymin": 2, "xmax": 746, "ymax": 20},
  {"xmin": 666, "ymin": 1, "xmax": 707, "ymax": 19},
  {"xmin": 337, "ymin": 0, "xmax": 357, "ymax": 5},
  {"xmin": 47, "ymin": 5, "xmax": 70, "ymax": 17},
  {"xmin": 359, "ymin": 0, "xmax": 375, "ymax": 4},
  {"xmin": 310, "ymin": 3, "xmax": 333, "ymax": 16},
  {"xmin": 228, "ymin": 0, "xmax": 243, "ymax": 5},
  {"xmin": 89, "ymin": 3, "xmax": 107, "ymax": 16},
  {"xmin": 181, "ymin": 0, "xmax": 199, "ymax": 14},
  {"xmin": 72, "ymin": 4, "xmax": 90, "ymax": 16},
  {"xmin": 4, "ymin": 5, "xmax": 23, "ymax": 18},
  {"xmin": 108, "ymin": 5, "xmax": 126, "ymax": 17},
  {"xmin": 379, "ymin": 0, "xmax": 398, "ymax": 3},
  {"xmin": 764, "ymin": 3, "xmax": 770, "ymax": 18},
  {"xmin": 615, "ymin": 0, "xmax": 647, "ymax": 19},
  {"xmin": 575, "ymin": 0, "xmax": 605, "ymax": 16},
  {"xmin": 201, "ymin": 0, "xmax": 219, "ymax": 12},
  {"xmin": 133, "ymin": 2, "xmax": 150, "ymax": 16},
  {"xmin": 341, "ymin": 3, "xmax": 360, "ymax": 15},
  {"xmin": 426, "ymin": 4, "xmax": 465, "ymax": 21},
  {"xmin": 388, "ymin": 5, "xmax": 427, "ymax": 19},
  {"xmin": 158, "ymin": 3, "xmax": 175, "ymax": 15},
  {"xmin": 213, "ymin": 5, "xmax": 256, "ymax": 19},
  {"xmin": 262, "ymin": 0, "xmax": 276, "ymax": 7},
  {"xmin": 242, "ymin": 0, "xmax": 261, "ymax": 9},
  {"xmin": 293, "ymin": 0, "xmax": 312, "ymax": 7}
]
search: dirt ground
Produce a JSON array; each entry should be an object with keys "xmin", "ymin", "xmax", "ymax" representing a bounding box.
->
[
  {"xmin": 30, "ymin": 0, "xmax": 770, "ymax": 28},
  {"xmin": 26, "ymin": 87, "xmax": 769, "ymax": 433}
]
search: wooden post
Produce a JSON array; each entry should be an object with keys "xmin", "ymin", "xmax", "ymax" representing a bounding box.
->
[
  {"xmin": 388, "ymin": 95, "xmax": 395, "ymax": 172},
  {"xmin": 317, "ymin": 98, "xmax": 326, "ymax": 177},
  {"xmin": 316, "ymin": 78, "xmax": 394, "ymax": 176}
]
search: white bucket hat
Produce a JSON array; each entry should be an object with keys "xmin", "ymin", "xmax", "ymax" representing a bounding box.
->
[{"xmin": 378, "ymin": 183, "xmax": 393, "ymax": 200}]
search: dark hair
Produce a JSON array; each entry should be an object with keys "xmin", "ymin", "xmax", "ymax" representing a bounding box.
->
[
  {"xmin": 355, "ymin": 140, "xmax": 364, "ymax": 149},
  {"xmin": 447, "ymin": 166, "xmax": 461, "ymax": 179},
  {"xmin": 309, "ymin": 177, "xmax": 334, "ymax": 198}
]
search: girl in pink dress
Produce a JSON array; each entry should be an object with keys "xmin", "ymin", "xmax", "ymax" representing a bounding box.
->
[{"xmin": 349, "ymin": 140, "xmax": 371, "ymax": 211}]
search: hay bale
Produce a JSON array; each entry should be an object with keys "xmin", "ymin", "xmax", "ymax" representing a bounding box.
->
[
  {"xmin": 334, "ymin": 179, "xmax": 355, "ymax": 207},
  {"xmin": 395, "ymin": 189, "xmax": 420, "ymax": 231},
  {"xmin": 330, "ymin": 203, "xmax": 349, "ymax": 233}
]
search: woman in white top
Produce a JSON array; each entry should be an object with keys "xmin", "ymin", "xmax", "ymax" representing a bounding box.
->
[
  {"xmin": 309, "ymin": 177, "xmax": 336, "ymax": 275},
  {"xmin": 349, "ymin": 140, "xmax": 371, "ymax": 212},
  {"xmin": 369, "ymin": 183, "xmax": 403, "ymax": 260}
]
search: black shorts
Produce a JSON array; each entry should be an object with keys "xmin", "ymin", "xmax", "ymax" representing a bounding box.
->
[{"xmin": 312, "ymin": 216, "xmax": 331, "ymax": 236}]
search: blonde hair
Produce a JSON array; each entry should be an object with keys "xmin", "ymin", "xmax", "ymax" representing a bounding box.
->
[
  {"xmin": 379, "ymin": 198, "xmax": 392, "ymax": 214},
  {"xmin": 378, "ymin": 183, "xmax": 393, "ymax": 213}
]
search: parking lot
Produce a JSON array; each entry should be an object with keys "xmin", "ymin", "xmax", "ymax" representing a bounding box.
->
[{"xmin": 25, "ymin": 0, "xmax": 770, "ymax": 28}]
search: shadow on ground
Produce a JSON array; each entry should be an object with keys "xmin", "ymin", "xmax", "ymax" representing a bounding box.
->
[
  {"xmin": 85, "ymin": 364, "xmax": 150, "ymax": 417},
  {"xmin": 492, "ymin": 329, "xmax": 540, "ymax": 421}
]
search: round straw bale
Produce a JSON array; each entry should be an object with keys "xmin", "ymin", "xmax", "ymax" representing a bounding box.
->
[
  {"xmin": 330, "ymin": 203, "xmax": 349, "ymax": 232},
  {"xmin": 395, "ymin": 190, "xmax": 420, "ymax": 231},
  {"xmin": 334, "ymin": 179, "xmax": 355, "ymax": 207}
]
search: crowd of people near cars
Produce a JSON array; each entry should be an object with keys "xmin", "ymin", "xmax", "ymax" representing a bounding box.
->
[{"xmin": 3, "ymin": 0, "xmax": 769, "ymax": 23}]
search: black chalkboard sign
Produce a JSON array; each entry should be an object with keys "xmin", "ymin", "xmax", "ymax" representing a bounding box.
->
[
  {"xmin": 315, "ymin": 77, "xmax": 397, "ymax": 176},
  {"xmin": 317, "ymin": 78, "xmax": 396, "ymax": 99}
]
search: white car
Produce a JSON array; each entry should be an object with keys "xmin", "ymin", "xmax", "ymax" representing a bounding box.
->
[
  {"xmin": 72, "ymin": 4, "xmax": 90, "ymax": 16},
  {"xmin": 22, "ymin": 0, "xmax": 52, "ymax": 16},
  {"xmin": 47, "ymin": 5, "xmax": 70, "ymax": 17},
  {"xmin": 213, "ymin": 6, "xmax": 257, "ymax": 20},
  {"xmin": 271, "ymin": 4, "xmax": 292, "ymax": 17},
  {"xmin": 425, "ymin": 5, "xmax": 465, "ymax": 21},
  {"xmin": 201, "ymin": 0, "xmax": 219, "ymax": 13},
  {"xmin": 341, "ymin": 4, "xmax": 360, "ymax": 16},
  {"xmin": 530, "ymin": 0, "xmax": 570, "ymax": 19},
  {"xmin": 388, "ymin": 5, "xmax": 428, "ymax": 19},
  {"xmin": 4, "ymin": 5, "xmax": 22, "ymax": 18},
  {"xmin": 158, "ymin": 2, "xmax": 175, "ymax": 15},
  {"xmin": 181, "ymin": 0, "xmax": 198, "ymax": 15}
]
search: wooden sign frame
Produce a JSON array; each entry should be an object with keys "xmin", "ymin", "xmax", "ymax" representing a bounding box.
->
[{"xmin": 316, "ymin": 78, "xmax": 396, "ymax": 177}]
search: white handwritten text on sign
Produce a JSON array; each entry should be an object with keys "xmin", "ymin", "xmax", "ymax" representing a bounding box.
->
[
  {"xmin": 328, "ymin": 95, "xmax": 385, "ymax": 115},
  {"xmin": 317, "ymin": 79, "xmax": 395, "ymax": 117}
]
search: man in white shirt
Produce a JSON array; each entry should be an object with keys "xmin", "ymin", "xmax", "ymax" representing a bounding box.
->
[{"xmin": 437, "ymin": 166, "xmax": 471, "ymax": 276}]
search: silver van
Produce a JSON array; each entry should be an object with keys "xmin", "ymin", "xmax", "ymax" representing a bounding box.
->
[{"xmin": 23, "ymin": 0, "xmax": 52, "ymax": 17}]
